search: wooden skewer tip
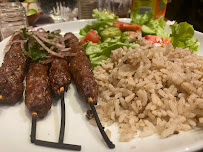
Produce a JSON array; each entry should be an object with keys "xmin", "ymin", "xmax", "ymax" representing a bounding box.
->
[
  {"xmin": 60, "ymin": 87, "xmax": 64, "ymax": 94},
  {"xmin": 32, "ymin": 112, "xmax": 38, "ymax": 118},
  {"xmin": 88, "ymin": 97, "xmax": 94, "ymax": 103}
]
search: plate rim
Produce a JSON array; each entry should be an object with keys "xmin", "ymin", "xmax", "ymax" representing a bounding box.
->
[{"xmin": 0, "ymin": 19, "xmax": 203, "ymax": 152}]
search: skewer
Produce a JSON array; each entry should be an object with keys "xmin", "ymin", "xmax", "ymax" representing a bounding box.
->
[
  {"xmin": 88, "ymin": 97, "xmax": 115, "ymax": 149},
  {"xmin": 31, "ymin": 112, "xmax": 37, "ymax": 143},
  {"xmin": 30, "ymin": 87, "xmax": 81, "ymax": 151},
  {"xmin": 58, "ymin": 87, "xmax": 65, "ymax": 143},
  {"xmin": 64, "ymin": 33, "xmax": 115, "ymax": 149}
]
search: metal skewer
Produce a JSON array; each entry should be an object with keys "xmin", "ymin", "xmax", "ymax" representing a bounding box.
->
[
  {"xmin": 31, "ymin": 112, "xmax": 37, "ymax": 143},
  {"xmin": 30, "ymin": 87, "xmax": 81, "ymax": 151},
  {"xmin": 58, "ymin": 87, "xmax": 66, "ymax": 143},
  {"xmin": 88, "ymin": 97, "xmax": 115, "ymax": 149}
]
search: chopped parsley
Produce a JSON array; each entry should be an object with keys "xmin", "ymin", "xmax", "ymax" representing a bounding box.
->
[
  {"xmin": 48, "ymin": 36, "xmax": 54, "ymax": 39},
  {"xmin": 21, "ymin": 28, "xmax": 64, "ymax": 62},
  {"xmin": 21, "ymin": 28, "xmax": 30, "ymax": 39},
  {"xmin": 17, "ymin": 66, "xmax": 21, "ymax": 71},
  {"xmin": 23, "ymin": 42, "xmax": 48, "ymax": 62},
  {"xmin": 51, "ymin": 31, "xmax": 60, "ymax": 36}
]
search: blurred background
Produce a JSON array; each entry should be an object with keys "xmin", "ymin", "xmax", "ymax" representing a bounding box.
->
[
  {"xmin": 16, "ymin": 0, "xmax": 202, "ymax": 33},
  {"xmin": 165, "ymin": 0, "xmax": 203, "ymax": 32},
  {"xmin": 1, "ymin": 0, "xmax": 202, "ymax": 40}
]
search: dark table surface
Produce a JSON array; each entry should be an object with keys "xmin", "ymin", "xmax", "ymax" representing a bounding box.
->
[{"xmin": 165, "ymin": 0, "xmax": 203, "ymax": 33}]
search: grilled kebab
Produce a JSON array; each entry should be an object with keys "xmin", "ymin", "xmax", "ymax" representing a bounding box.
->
[
  {"xmin": 0, "ymin": 29, "xmax": 114, "ymax": 149},
  {"xmin": 25, "ymin": 63, "xmax": 52, "ymax": 118},
  {"xmin": 49, "ymin": 58, "xmax": 71, "ymax": 98},
  {"xmin": 64, "ymin": 33, "xmax": 115, "ymax": 149},
  {"xmin": 64, "ymin": 32, "xmax": 98, "ymax": 103},
  {"xmin": 0, "ymin": 33, "xmax": 29, "ymax": 104}
]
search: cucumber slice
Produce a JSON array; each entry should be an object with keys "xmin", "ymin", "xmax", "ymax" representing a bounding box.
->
[
  {"xmin": 24, "ymin": 0, "xmax": 35, "ymax": 2},
  {"xmin": 141, "ymin": 25, "xmax": 156, "ymax": 36},
  {"xmin": 26, "ymin": 9, "xmax": 37, "ymax": 16},
  {"xmin": 100, "ymin": 27, "xmax": 122, "ymax": 41}
]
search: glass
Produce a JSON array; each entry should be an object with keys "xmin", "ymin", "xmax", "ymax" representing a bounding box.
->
[
  {"xmin": 78, "ymin": 0, "xmax": 98, "ymax": 19},
  {"xmin": 0, "ymin": 0, "xmax": 28, "ymax": 40},
  {"xmin": 98, "ymin": 0, "xmax": 131, "ymax": 18},
  {"xmin": 35, "ymin": 0, "xmax": 78, "ymax": 23}
]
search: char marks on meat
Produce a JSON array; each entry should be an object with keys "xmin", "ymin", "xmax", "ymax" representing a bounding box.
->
[
  {"xmin": 25, "ymin": 63, "xmax": 52, "ymax": 118},
  {"xmin": 0, "ymin": 34, "xmax": 29, "ymax": 104},
  {"xmin": 64, "ymin": 33, "xmax": 98, "ymax": 103},
  {"xmin": 49, "ymin": 58, "xmax": 71, "ymax": 98}
]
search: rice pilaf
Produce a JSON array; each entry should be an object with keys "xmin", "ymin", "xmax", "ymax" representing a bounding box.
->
[{"xmin": 92, "ymin": 40, "xmax": 203, "ymax": 142}]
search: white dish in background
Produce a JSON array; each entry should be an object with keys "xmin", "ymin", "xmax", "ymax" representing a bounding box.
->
[{"xmin": 0, "ymin": 19, "xmax": 202, "ymax": 152}]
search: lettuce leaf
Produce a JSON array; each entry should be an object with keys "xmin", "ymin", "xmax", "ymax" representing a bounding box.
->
[
  {"xmin": 170, "ymin": 22, "xmax": 200, "ymax": 51},
  {"xmin": 131, "ymin": 8, "xmax": 154, "ymax": 25},
  {"xmin": 85, "ymin": 38, "xmax": 139, "ymax": 68},
  {"xmin": 79, "ymin": 21, "xmax": 112, "ymax": 36},
  {"xmin": 92, "ymin": 9, "xmax": 118, "ymax": 22},
  {"xmin": 130, "ymin": 9, "xmax": 169, "ymax": 39},
  {"xmin": 79, "ymin": 9, "xmax": 118, "ymax": 36},
  {"xmin": 146, "ymin": 17, "xmax": 170, "ymax": 39}
]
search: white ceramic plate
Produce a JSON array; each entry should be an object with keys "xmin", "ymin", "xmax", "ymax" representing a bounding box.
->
[{"xmin": 0, "ymin": 19, "xmax": 203, "ymax": 152}]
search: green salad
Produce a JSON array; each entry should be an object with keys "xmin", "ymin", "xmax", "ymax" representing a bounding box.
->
[{"xmin": 79, "ymin": 9, "xmax": 200, "ymax": 68}]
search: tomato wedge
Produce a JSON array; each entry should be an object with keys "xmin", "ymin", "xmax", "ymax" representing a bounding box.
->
[
  {"xmin": 162, "ymin": 37, "xmax": 171, "ymax": 45},
  {"xmin": 145, "ymin": 35, "xmax": 171, "ymax": 46},
  {"xmin": 113, "ymin": 21, "xmax": 141, "ymax": 32},
  {"xmin": 113, "ymin": 21, "xmax": 126, "ymax": 29},
  {"xmin": 80, "ymin": 29, "xmax": 101, "ymax": 45}
]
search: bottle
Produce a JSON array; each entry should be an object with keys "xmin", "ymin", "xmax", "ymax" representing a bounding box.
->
[
  {"xmin": 0, "ymin": 0, "xmax": 28, "ymax": 40},
  {"xmin": 131, "ymin": 0, "xmax": 167, "ymax": 19},
  {"xmin": 78, "ymin": 0, "xmax": 98, "ymax": 19}
]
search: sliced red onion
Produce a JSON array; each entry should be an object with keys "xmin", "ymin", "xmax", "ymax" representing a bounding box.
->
[
  {"xmin": 35, "ymin": 31, "xmax": 65, "ymax": 49},
  {"xmin": 32, "ymin": 35, "xmax": 64, "ymax": 58},
  {"xmin": 61, "ymin": 48, "xmax": 71, "ymax": 52}
]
